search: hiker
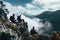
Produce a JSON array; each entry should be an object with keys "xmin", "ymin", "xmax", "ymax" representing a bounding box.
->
[
  {"xmin": 30, "ymin": 27, "xmax": 38, "ymax": 36},
  {"xmin": 10, "ymin": 14, "xmax": 16, "ymax": 23},
  {"xmin": 17, "ymin": 15, "xmax": 22, "ymax": 22}
]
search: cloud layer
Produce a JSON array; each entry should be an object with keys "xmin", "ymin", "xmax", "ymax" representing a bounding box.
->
[{"xmin": 33, "ymin": 0, "xmax": 60, "ymax": 10}]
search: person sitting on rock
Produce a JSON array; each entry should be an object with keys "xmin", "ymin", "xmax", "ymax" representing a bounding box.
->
[
  {"xmin": 17, "ymin": 15, "xmax": 22, "ymax": 22},
  {"xmin": 10, "ymin": 14, "xmax": 16, "ymax": 23},
  {"xmin": 30, "ymin": 27, "xmax": 38, "ymax": 36}
]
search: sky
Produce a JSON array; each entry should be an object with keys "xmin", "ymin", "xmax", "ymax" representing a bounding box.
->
[{"xmin": 1, "ymin": 0, "xmax": 60, "ymax": 33}]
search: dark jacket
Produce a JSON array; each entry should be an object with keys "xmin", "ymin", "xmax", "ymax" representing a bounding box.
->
[
  {"xmin": 10, "ymin": 16, "xmax": 15, "ymax": 22},
  {"xmin": 30, "ymin": 29, "xmax": 38, "ymax": 35},
  {"xmin": 17, "ymin": 16, "xmax": 21, "ymax": 22}
]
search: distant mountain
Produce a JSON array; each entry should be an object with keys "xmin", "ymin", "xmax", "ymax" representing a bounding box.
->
[{"xmin": 36, "ymin": 10, "xmax": 60, "ymax": 31}]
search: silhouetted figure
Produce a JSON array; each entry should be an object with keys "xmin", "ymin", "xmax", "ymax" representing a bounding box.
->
[
  {"xmin": 10, "ymin": 14, "xmax": 16, "ymax": 23},
  {"xmin": 17, "ymin": 15, "xmax": 21, "ymax": 22},
  {"xmin": 30, "ymin": 27, "xmax": 38, "ymax": 35}
]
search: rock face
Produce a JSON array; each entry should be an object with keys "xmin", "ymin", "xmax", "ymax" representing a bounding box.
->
[
  {"xmin": 36, "ymin": 10, "xmax": 60, "ymax": 31},
  {"xmin": 0, "ymin": 1, "xmax": 29, "ymax": 40}
]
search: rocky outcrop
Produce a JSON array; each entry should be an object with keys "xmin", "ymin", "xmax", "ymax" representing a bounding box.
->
[{"xmin": 0, "ymin": 1, "xmax": 29, "ymax": 40}]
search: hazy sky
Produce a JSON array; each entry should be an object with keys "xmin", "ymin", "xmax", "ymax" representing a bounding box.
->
[{"xmin": 2, "ymin": 0, "xmax": 60, "ymax": 32}]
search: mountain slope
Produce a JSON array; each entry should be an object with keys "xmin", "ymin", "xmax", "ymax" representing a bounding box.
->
[{"xmin": 36, "ymin": 10, "xmax": 60, "ymax": 31}]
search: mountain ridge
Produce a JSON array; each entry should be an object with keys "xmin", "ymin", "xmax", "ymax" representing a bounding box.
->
[{"xmin": 36, "ymin": 10, "xmax": 60, "ymax": 31}]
